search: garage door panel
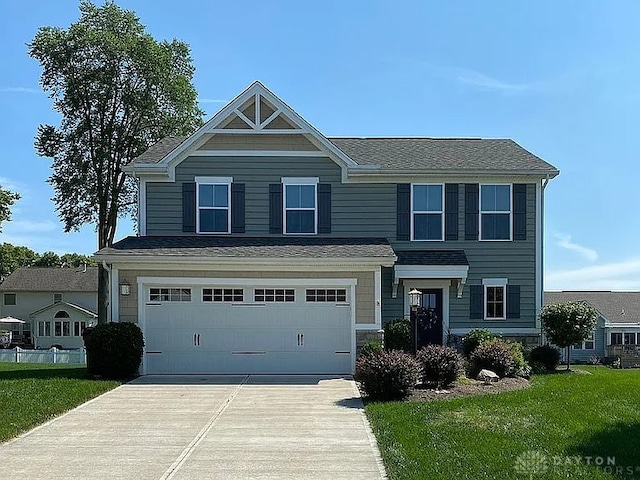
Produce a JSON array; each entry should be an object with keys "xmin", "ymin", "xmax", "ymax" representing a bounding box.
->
[{"xmin": 143, "ymin": 283, "xmax": 353, "ymax": 375}]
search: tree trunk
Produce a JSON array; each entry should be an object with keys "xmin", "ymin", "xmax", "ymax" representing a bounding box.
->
[
  {"xmin": 566, "ymin": 346, "xmax": 571, "ymax": 371},
  {"xmin": 97, "ymin": 263, "xmax": 109, "ymax": 324}
]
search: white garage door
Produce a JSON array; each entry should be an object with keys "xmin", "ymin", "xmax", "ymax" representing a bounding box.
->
[{"xmin": 143, "ymin": 284, "xmax": 352, "ymax": 374}]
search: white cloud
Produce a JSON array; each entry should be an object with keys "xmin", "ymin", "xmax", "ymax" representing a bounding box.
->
[
  {"xmin": 0, "ymin": 176, "xmax": 28, "ymax": 195},
  {"xmin": 0, "ymin": 86, "xmax": 41, "ymax": 94},
  {"xmin": 546, "ymin": 258, "xmax": 640, "ymax": 291},
  {"xmin": 455, "ymin": 68, "xmax": 533, "ymax": 93},
  {"xmin": 554, "ymin": 234, "xmax": 598, "ymax": 263},
  {"xmin": 7, "ymin": 219, "xmax": 58, "ymax": 233},
  {"xmin": 198, "ymin": 98, "xmax": 226, "ymax": 104}
]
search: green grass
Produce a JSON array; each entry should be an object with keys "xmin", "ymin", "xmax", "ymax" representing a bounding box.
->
[
  {"xmin": 366, "ymin": 367, "xmax": 640, "ymax": 479},
  {"xmin": 0, "ymin": 363, "xmax": 119, "ymax": 443}
]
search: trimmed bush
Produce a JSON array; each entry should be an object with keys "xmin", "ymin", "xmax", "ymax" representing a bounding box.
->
[
  {"xmin": 530, "ymin": 345, "xmax": 561, "ymax": 372},
  {"xmin": 416, "ymin": 344, "xmax": 461, "ymax": 387},
  {"xmin": 355, "ymin": 350, "xmax": 420, "ymax": 401},
  {"xmin": 462, "ymin": 328, "xmax": 496, "ymax": 357},
  {"xmin": 359, "ymin": 339, "xmax": 383, "ymax": 358},
  {"xmin": 470, "ymin": 340, "xmax": 517, "ymax": 378},
  {"xmin": 384, "ymin": 318, "xmax": 412, "ymax": 352},
  {"xmin": 85, "ymin": 322, "xmax": 144, "ymax": 379}
]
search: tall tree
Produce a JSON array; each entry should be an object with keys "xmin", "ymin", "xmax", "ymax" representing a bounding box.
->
[
  {"xmin": 29, "ymin": 1, "xmax": 203, "ymax": 322},
  {"xmin": 540, "ymin": 302, "xmax": 598, "ymax": 371},
  {"xmin": 0, "ymin": 186, "xmax": 20, "ymax": 232},
  {"xmin": 0, "ymin": 243, "xmax": 38, "ymax": 277}
]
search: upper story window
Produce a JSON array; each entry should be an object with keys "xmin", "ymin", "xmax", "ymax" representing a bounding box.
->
[
  {"xmin": 480, "ymin": 184, "xmax": 512, "ymax": 241},
  {"xmin": 196, "ymin": 176, "xmax": 232, "ymax": 234},
  {"xmin": 3, "ymin": 293, "xmax": 16, "ymax": 306},
  {"xmin": 283, "ymin": 177, "xmax": 317, "ymax": 234},
  {"xmin": 53, "ymin": 293, "xmax": 63, "ymax": 303},
  {"xmin": 411, "ymin": 184, "xmax": 444, "ymax": 241}
]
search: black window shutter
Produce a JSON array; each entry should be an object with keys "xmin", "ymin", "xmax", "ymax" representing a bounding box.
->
[
  {"xmin": 269, "ymin": 183, "xmax": 283, "ymax": 234},
  {"xmin": 317, "ymin": 183, "xmax": 331, "ymax": 234},
  {"xmin": 445, "ymin": 183, "xmax": 459, "ymax": 241},
  {"xmin": 507, "ymin": 285, "xmax": 521, "ymax": 319},
  {"xmin": 182, "ymin": 182, "xmax": 196, "ymax": 233},
  {"xmin": 513, "ymin": 184, "xmax": 527, "ymax": 241},
  {"xmin": 397, "ymin": 184, "xmax": 410, "ymax": 241},
  {"xmin": 465, "ymin": 184, "xmax": 479, "ymax": 240},
  {"xmin": 469, "ymin": 284, "xmax": 484, "ymax": 319},
  {"xmin": 231, "ymin": 183, "xmax": 245, "ymax": 233}
]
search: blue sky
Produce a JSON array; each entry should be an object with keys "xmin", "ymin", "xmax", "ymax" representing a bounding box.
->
[{"xmin": 0, "ymin": 1, "xmax": 638, "ymax": 290}]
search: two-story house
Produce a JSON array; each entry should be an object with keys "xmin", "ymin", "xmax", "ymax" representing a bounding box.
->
[
  {"xmin": 0, "ymin": 266, "xmax": 98, "ymax": 348},
  {"xmin": 94, "ymin": 81, "xmax": 559, "ymax": 375}
]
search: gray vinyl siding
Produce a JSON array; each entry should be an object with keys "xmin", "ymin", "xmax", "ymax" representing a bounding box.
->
[
  {"xmin": 145, "ymin": 155, "xmax": 538, "ymax": 331},
  {"xmin": 146, "ymin": 155, "xmax": 396, "ymax": 236}
]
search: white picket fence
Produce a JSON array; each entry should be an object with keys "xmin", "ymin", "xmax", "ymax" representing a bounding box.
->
[{"xmin": 0, "ymin": 347, "xmax": 87, "ymax": 365}]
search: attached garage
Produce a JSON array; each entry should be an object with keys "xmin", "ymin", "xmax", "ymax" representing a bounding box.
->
[{"xmin": 141, "ymin": 280, "xmax": 354, "ymax": 374}]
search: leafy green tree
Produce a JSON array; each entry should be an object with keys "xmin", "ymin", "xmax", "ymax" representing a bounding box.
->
[
  {"xmin": 29, "ymin": 1, "xmax": 204, "ymax": 322},
  {"xmin": 33, "ymin": 251, "xmax": 61, "ymax": 267},
  {"xmin": 0, "ymin": 186, "xmax": 20, "ymax": 232},
  {"xmin": 60, "ymin": 252, "xmax": 97, "ymax": 268},
  {"xmin": 540, "ymin": 302, "xmax": 598, "ymax": 370},
  {"xmin": 0, "ymin": 243, "xmax": 38, "ymax": 277}
]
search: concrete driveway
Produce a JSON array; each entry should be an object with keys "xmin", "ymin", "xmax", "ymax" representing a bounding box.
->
[{"xmin": 0, "ymin": 375, "xmax": 386, "ymax": 480}]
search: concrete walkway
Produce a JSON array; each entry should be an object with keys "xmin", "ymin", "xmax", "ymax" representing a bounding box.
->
[{"xmin": 0, "ymin": 375, "xmax": 386, "ymax": 480}]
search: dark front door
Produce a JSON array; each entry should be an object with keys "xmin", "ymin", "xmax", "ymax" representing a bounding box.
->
[{"xmin": 416, "ymin": 288, "xmax": 443, "ymax": 348}]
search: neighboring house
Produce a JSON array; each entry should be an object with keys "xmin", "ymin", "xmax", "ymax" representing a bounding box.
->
[
  {"xmin": 0, "ymin": 267, "xmax": 98, "ymax": 349},
  {"xmin": 544, "ymin": 291, "xmax": 640, "ymax": 363},
  {"xmin": 95, "ymin": 81, "xmax": 559, "ymax": 375}
]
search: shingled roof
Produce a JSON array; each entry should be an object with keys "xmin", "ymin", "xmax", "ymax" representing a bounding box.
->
[
  {"xmin": 395, "ymin": 250, "xmax": 469, "ymax": 266},
  {"xmin": 544, "ymin": 291, "xmax": 640, "ymax": 325},
  {"xmin": 129, "ymin": 135, "xmax": 558, "ymax": 174},
  {"xmin": 96, "ymin": 236, "xmax": 396, "ymax": 260},
  {"xmin": 0, "ymin": 267, "xmax": 98, "ymax": 292}
]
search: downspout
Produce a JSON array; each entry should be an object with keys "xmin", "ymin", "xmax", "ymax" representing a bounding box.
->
[
  {"xmin": 102, "ymin": 261, "xmax": 112, "ymax": 323},
  {"xmin": 540, "ymin": 175, "xmax": 551, "ymax": 343}
]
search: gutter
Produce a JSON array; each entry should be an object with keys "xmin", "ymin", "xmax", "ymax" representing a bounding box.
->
[{"xmin": 540, "ymin": 175, "xmax": 551, "ymax": 340}]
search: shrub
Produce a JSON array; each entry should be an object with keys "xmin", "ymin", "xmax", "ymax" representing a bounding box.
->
[
  {"xmin": 506, "ymin": 341, "xmax": 528, "ymax": 376},
  {"xmin": 470, "ymin": 340, "xmax": 517, "ymax": 378},
  {"xmin": 359, "ymin": 339, "xmax": 383, "ymax": 358},
  {"xmin": 462, "ymin": 328, "xmax": 496, "ymax": 357},
  {"xmin": 85, "ymin": 322, "xmax": 144, "ymax": 379},
  {"xmin": 355, "ymin": 350, "xmax": 420, "ymax": 401},
  {"xmin": 384, "ymin": 318, "xmax": 412, "ymax": 352},
  {"xmin": 530, "ymin": 345, "xmax": 561, "ymax": 372},
  {"xmin": 416, "ymin": 344, "xmax": 461, "ymax": 387}
]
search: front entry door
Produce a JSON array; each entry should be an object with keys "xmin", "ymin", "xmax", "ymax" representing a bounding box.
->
[{"xmin": 417, "ymin": 288, "xmax": 443, "ymax": 348}]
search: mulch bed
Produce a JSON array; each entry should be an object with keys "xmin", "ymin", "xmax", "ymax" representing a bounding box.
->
[{"xmin": 408, "ymin": 376, "xmax": 530, "ymax": 402}]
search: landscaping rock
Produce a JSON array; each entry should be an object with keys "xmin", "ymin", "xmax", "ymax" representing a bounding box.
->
[{"xmin": 477, "ymin": 369, "xmax": 500, "ymax": 382}]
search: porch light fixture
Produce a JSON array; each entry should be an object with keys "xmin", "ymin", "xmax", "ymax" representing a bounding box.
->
[
  {"xmin": 409, "ymin": 288, "xmax": 422, "ymax": 308},
  {"xmin": 120, "ymin": 280, "xmax": 131, "ymax": 296}
]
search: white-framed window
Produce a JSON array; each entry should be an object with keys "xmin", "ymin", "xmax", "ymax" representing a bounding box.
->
[
  {"xmin": 54, "ymin": 320, "xmax": 71, "ymax": 337},
  {"xmin": 480, "ymin": 184, "xmax": 512, "ymax": 241},
  {"xmin": 283, "ymin": 177, "xmax": 318, "ymax": 234},
  {"xmin": 53, "ymin": 293, "xmax": 63, "ymax": 303},
  {"xmin": 575, "ymin": 330, "xmax": 595, "ymax": 349},
  {"xmin": 254, "ymin": 288, "xmax": 295, "ymax": 302},
  {"xmin": 3, "ymin": 293, "xmax": 16, "ymax": 306},
  {"xmin": 483, "ymin": 278, "xmax": 507, "ymax": 320},
  {"xmin": 203, "ymin": 288, "xmax": 243, "ymax": 302},
  {"xmin": 610, "ymin": 332, "xmax": 623, "ymax": 345},
  {"xmin": 624, "ymin": 333, "xmax": 637, "ymax": 345},
  {"xmin": 73, "ymin": 321, "xmax": 87, "ymax": 337},
  {"xmin": 196, "ymin": 176, "xmax": 232, "ymax": 234},
  {"xmin": 38, "ymin": 321, "xmax": 51, "ymax": 337},
  {"xmin": 305, "ymin": 289, "xmax": 347, "ymax": 303},
  {"xmin": 411, "ymin": 184, "xmax": 444, "ymax": 241},
  {"xmin": 149, "ymin": 288, "xmax": 192, "ymax": 302}
]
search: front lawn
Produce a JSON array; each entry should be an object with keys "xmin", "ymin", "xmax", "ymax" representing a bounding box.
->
[
  {"xmin": 366, "ymin": 367, "xmax": 640, "ymax": 479},
  {"xmin": 0, "ymin": 363, "xmax": 119, "ymax": 443}
]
